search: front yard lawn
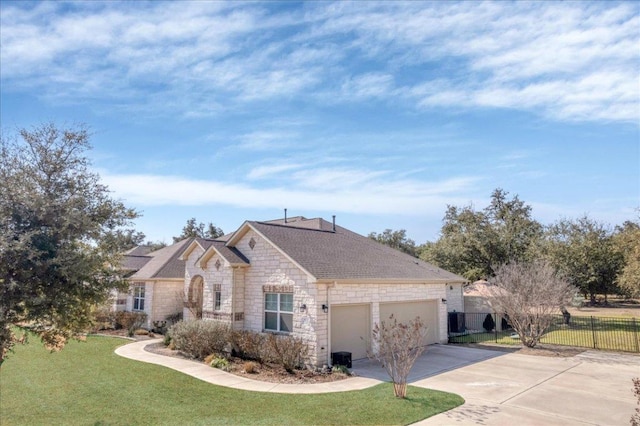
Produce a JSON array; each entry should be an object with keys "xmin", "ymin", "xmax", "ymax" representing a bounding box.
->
[{"xmin": 0, "ymin": 336, "xmax": 464, "ymax": 425}]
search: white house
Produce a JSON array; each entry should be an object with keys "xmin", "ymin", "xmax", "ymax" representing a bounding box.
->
[
  {"xmin": 176, "ymin": 216, "xmax": 466, "ymax": 367},
  {"xmin": 117, "ymin": 239, "xmax": 193, "ymax": 328}
]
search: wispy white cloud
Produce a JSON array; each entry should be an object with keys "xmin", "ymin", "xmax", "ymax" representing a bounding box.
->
[
  {"xmin": 247, "ymin": 163, "xmax": 303, "ymax": 180},
  {"xmin": 1, "ymin": 1, "xmax": 638, "ymax": 123},
  {"xmin": 102, "ymin": 170, "xmax": 481, "ymax": 216}
]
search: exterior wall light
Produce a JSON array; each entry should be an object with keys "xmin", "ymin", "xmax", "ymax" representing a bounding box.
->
[
  {"xmin": 441, "ymin": 298, "xmax": 447, "ymax": 303},
  {"xmin": 300, "ymin": 303, "xmax": 307, "ymax": 312},
  {"xmin": 322, "ymin": 304, "xmax": 329, "ymax": 313}
]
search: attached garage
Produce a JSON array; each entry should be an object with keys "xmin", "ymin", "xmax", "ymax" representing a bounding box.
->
[
  {"xmin": 330, "ymin": 304, "xmax": 370, "ymax": 360},
  {"xmin": 379, "ymin": 300, "xmax": 439, "ymax": 345}
]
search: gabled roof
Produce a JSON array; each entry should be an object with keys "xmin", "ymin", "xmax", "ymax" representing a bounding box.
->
[
  {"xmin": 180, "ymin": 238, "xmax": 250, "ymax": 267},
  {"xmin": 241, "ymin": 218, "xmax": 465, "ymax": 282},
  {"xmin": 122, "ymin": 254, "xmax": 152, "ymax": 272},
  {"xmin": 125, "ymin": 245, "xmax": 154, "ymax": 256},
  {"xmin": 128, "ymin": 238, "xmax": 194, "ymax": 280},
  {"xmin": 205, "ymin": 240, "xmax": 250, "ymax": 266}
]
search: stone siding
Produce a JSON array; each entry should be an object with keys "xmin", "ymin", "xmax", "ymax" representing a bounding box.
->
[
  {"xmin": 122, "ymin": 280, "xmax": 182, "ymax": 328},
  {"xmin": 329, "ymin": 281, "xmax": 449, "ymax": 347},
  {"xmin": 150, "ymin": 281, "xmax": 183, "ymax": 325},
  {"xmin": 446, "ymin": 283, "xmax": 464, "ymax": 312},
  {"xmin": 236, "ymin": 229, "xmax": 321, "ymax": 365}
]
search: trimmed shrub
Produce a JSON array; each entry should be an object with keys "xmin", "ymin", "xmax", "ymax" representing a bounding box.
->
[
  {"xmin": 332, "ymin": 364, "xmax": 350, "ymax": 375},
  {"xmin": 231, "ymin": 330, "xmax": 266, "ymax": 362},
  {"xmin": 152, "ymin": 320, "xmax": 168, "ymax": 334},
  {"xmin": 165, "ymin": 311, "xmax": 183, "ymax": 325},
  {"xmin": 115, "ymin": 311, "xmax": 147, "ymax": 333},
  {"xmin": 265, "ymin": 334, "xmax": 309, "ymax": 373},
  {"xmin": 483, "ymin": 314, "xmax": 496, "ymax": 332},
  {"xmin": 92, "ymin": 308, "xmax": 116, "ymax": 331},
  {"xmin": 169, "ymin": 320, "xmax": 230, "ymax": 360},
  {"xmin": 210, "ymin": 357, "xmax": 230, "ymax": 371},
  {"xmin": 133, "ymin": 328, "xmax": 149, "ymax": 336}
]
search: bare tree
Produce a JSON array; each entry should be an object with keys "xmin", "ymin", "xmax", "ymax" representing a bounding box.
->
[
  {"xmin": 367, "ymin": 315, "xmax": 428, "ymax": 398},
  {"xmin": 485, "ymin": 261, "xmax": 575, "ymax": 348}
]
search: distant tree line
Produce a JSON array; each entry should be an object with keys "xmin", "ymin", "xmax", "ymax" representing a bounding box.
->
[{"xmin": 371, "ymin": 188, "xmax": 640, "ymax": 302}]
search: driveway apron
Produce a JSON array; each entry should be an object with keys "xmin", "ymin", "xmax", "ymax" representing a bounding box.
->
[{"xmin": 356, "ymin": 345, "xmax": 640, "ymax": 426}]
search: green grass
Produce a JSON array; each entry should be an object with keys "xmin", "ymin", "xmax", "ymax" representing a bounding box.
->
[
  {"xmin": 451, "ymin": 317, "xmax": 640, "ymax": 352},
  {"xmin": 0, "ymin": 336, "xmax": 464, "ymax": 425}
]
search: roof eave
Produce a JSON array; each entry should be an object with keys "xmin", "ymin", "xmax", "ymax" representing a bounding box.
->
[
  {"xmin": 241, "ymin": 222, "xmax": 317, "ymax": 282},
  {"xmin": 179, "ymin": 239, "xmax": 206, "ymax": 261}
]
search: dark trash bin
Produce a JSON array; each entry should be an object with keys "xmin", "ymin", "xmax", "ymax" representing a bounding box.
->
[{"xmin": 331, "ymin": 351, "xmax": 352, "ymax": 368}]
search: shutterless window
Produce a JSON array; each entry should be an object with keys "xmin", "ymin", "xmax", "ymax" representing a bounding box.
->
[
  {"xmin": 214, "ymin": 291, "xmax": 221, "ymax": 311},
  {"xmin": 133, "ymin": 284, "xmax": 145, "ymax": 311},
  {"xmin": 264, "ymin": 293, "xmax": 293, "ymax": 332}
]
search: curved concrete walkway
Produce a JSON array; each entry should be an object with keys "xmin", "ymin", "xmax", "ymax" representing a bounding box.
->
[{"xmin": 115, "ymin": 339, "xmax": 381, "ymax": 394}]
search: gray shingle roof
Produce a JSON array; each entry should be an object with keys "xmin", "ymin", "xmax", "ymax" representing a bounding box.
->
[
  {"xmin": 193, "ymin": 238, "xmax": 250, "ymax": 266},
  {"xmin": 248, "ymin": 219, "xmax": 465, "ymax": 281},
  {"xmin": 122, "ymin": 255, "xmax": 152, "ymax": 271},
  {"xmin": 210, "ymin": 241, "xmax": 250, "ymax": 265},
  {"xmin": 125, "ymin": 246, "xmax": 154, "ymax": 256},
  {"xmin": 129, "ymin": 238, "xmax": 193, "ymax": 280}
]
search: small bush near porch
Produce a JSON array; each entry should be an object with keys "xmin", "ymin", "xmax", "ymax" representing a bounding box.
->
[{"xmin": 0, "ymin": 335, "xmax": 464, "ymax": 425}]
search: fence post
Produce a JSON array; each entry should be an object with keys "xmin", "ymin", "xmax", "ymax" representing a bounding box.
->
[
  {"xmin": 494, "ymin": 313, "xmax": 498, "ymax": 343},
  {"xmin": 633, "ymin": 318, "xmax": 639, "ymax": 353},
  {"xmin": 590, "ymin": 316, "xmax": 597, "ymax": 349}
]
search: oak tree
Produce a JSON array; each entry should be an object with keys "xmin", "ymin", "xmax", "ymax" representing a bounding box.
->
[
  {"xmin": 421, "ymin": 189, "xmax": 543, "ymax": 280},
  {"xmin": 173, "ymin": 218, "xmax": 224, "ymax": 242},
  {"xmin": 368, "ymin": 228, "xmax": 418, "ymax": 257},
  {"xmin": 0, "ymin": 123, "xmax": 138, "ymax": 365}
]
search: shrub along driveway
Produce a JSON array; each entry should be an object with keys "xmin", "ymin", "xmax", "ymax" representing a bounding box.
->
[{"xmin": 355, "ymin": 345, "xmax": 638, "ymax": 425}]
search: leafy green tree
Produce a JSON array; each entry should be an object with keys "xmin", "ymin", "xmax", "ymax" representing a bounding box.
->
[
  {"xmin": 544, "ymin": 216, "xmax": 623, "ymax": 304},
  {"xmin": 612, "ymin": 219, "xmax": 640, "ymax": 297},
  {"xmin": 103, "ymin": 229, "xmax": 146, "ymax": 252},
  {"xmin": 173, "ymin": 218, "xmax": 224, "ymax": 242},
  {"xmin": 144, "ymin": 240, "xmax": 168, "ymax": 252},
  {"xmin": 0, "ymin": 123, "xmax": 139, "ymax": 365},
  {"xmin": 421, "ymin": 189, "xmax": 542, "ymax": 280},
  {"xmin": 368, "ymin": 229, "xmax": 417, "ymax": 257}
]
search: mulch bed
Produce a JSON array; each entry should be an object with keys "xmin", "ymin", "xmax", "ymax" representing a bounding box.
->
[{"xmin": 143, "ymin": 342, "xmax": 350, "ymax": 384}]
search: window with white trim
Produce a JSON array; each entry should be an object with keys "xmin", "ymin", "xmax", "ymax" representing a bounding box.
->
[
  {"xmin": 214, "ymin": 291, "xmax": 221, "ymax": 311},
  {"xmin": 264, "ymin": 293, "xmax": 293, "ymax": 332},
  {"xmin": 133, "ymin": 284, "xmax": 145, "ymax": 311}
]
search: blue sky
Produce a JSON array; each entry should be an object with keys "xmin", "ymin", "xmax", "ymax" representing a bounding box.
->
[{"xmin": 1, "ymin": 1, "xmax": 639, "ymax": 244}]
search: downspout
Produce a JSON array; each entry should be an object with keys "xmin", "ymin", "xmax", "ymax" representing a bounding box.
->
[
  {"xmin": 231, "ymin": 267, "xmax": 235, "ymax": 330},
  {"xmin": 149, "ymin": 281, "xmax": 156, "ymax": 329},
  {"xmin": 326, "ymin": 281, "xmax": 336, "ymax": 366}
]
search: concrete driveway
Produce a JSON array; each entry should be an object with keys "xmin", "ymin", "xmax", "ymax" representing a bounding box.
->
[{"xmin": 352, "ymin": 345, "xmax": 639, "ymax": 426}]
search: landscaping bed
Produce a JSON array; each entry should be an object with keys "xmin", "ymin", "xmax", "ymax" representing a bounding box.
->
[{"xmin": 144, "ymin": 341, "xmax": 349, "ymax": 384}]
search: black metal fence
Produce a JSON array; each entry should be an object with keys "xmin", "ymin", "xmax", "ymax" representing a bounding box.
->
[{"xmin": 448, "ymin": 312, "xmax": 640, "ymax": 353}]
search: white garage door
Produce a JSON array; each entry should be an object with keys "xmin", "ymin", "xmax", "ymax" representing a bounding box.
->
[
  {"xmin": 331, "ymin": 304, "xmax": 370, "ymax": 360},
  {"xmin": 379, "ymin": 300, "xmax": 439, "ymax": 344}
]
